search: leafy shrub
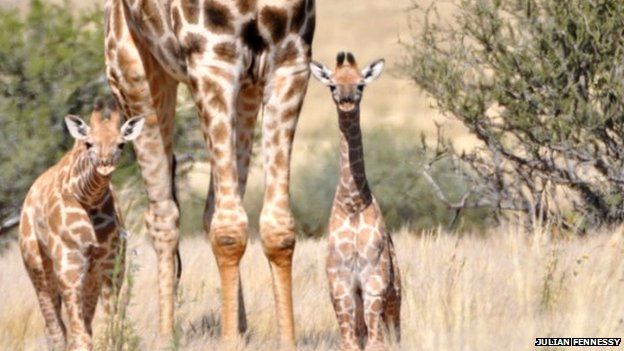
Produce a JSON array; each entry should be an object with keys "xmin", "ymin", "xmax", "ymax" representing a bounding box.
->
[
  {"xmin": 403, "ymin": 0, "xmax": 624, "ymax": 230},
  {"xmin": 0, "ymin": 0, "xmax": 106, "ymax": 221}
]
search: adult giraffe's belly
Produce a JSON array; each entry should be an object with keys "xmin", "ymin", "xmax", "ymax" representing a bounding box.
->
[
  {"xmin": 121, "ymin": 0, "xmax": 315, "ymax": 84},
  {"xmin": 121, "ymin": 0, "xmax": 189, "ymax": 82}
]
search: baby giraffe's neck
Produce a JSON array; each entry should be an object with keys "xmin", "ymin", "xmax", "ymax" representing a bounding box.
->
[
  {"xmin": 335, "ymin": 108, "xmax": 373, "ymax": 214},
  {"xmin": 67, "ymin": 144, "xmax": 111, "ymax": 208}
]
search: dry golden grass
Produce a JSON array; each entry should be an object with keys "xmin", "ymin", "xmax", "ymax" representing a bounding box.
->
[{"xmin": 2, "ymin": 226, "xmax": 624, "ymax": 350}]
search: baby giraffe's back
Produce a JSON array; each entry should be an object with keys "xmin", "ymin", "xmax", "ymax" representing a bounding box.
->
[{"xmin": 311, "ymin": 52, "xmax": 401, "ymax": 350}]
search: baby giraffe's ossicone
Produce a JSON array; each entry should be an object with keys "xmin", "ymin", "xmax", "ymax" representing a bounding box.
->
[
  {"xmin": 310, "ymin": 52, "xmax": 401, "ymax": 351},
  {"xmin": 310, "ymin": 52, "xmax": 384, "ymax": 113}
]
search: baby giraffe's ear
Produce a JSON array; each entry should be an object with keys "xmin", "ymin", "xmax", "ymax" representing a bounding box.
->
[
  {"xmin": 361, "ymin": 59, "xmax": 385, "ymax": 84},
  {"xmin": 64, "ymin": 115, "xmax": 90, "ymax": 140},
  {"xmin": 309, "ymin": 61, "xmax": 334, "ymax": 86},
  {"xmin": 120, "ymin": 116, "xmax": 146, "ymax": 142}
]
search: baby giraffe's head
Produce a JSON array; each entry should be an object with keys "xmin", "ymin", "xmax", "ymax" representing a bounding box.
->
[
  {"xmin": 310, "ymin": 52, "xmax": 384, "ymax": 113},
  {"xmin": 64, "ymin": 102, "xmax": 145, "ymax": 176}
]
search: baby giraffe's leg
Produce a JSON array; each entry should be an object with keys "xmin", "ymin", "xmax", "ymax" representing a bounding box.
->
[
  {"xmin": 82, "ymin": 269, "xmax": 102, "ymax": 335},
  {"xmin": 328, "ymin": 269, "xmax": 360, "ymax": 350},
  {"xmin": 56, "ymin": 245, "xmax": 91, "ymax": 351},
  {"xmin": 20, "ymin": 235, "xmax": 66, "ymax": 350},
  {"xmin": 99, "ymin": 240, "xmax": 125, "ymax": 321},
  {"xmin": 362, "ymin": 261, "xmax": 390, "ymax": 351},
  {"xmin": 362, "ymin": 291, "xmax": 386, "ymax": 351}
]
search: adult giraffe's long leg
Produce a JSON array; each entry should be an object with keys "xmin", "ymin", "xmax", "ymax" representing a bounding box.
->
[
  {"xmin": 203, "ymin": 79, "xmax": 262, "ymax": 336},
  {"xmin": 259, "ymin": 34, "xmax": 312, "ymax": 349},
  {"xmin": 105, "ymin": 0, "xmax": 180, "ymax": 339}
]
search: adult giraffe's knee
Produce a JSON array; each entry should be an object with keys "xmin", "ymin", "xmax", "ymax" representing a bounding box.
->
[
  {"xmin": 207, "ymin": 203, "xmax": 249, "ymax": 268},
  {"xmin": 146, "ymin": 199, "xmax": 180, "ymax": 251},
  {"xmin": 260, "ymin": 211, "xmax": 296, "ymax": 267},
  {"xmin": 205, "ymin": 197, "xmax": 249, "ymax": 342}
]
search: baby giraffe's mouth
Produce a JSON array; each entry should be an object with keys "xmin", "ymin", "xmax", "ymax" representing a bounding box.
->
[
  {"xmin": 338, "ymin": 102, "xmax": 356, "ymax": 112},
  {"xmin": 96, "ymin": 165, "xmax": 115, "ymax": 176}
]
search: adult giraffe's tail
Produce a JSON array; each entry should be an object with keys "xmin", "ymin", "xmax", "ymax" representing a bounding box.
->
[{"xmin": 172, "ymin": 154, "xmax": 183, "ymax": 283}]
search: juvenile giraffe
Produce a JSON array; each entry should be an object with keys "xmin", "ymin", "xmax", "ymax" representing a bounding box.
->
[
  {"xmin": 19, "ymin": 103, "xmax": 145, "ymax": 351},
  {"xmin": 310, "ymin": 52, "xmax": 401, "ymax": 351},
  {"xmin": 103, "ymin": 0, "xmax": 315, "ymax": 347}
]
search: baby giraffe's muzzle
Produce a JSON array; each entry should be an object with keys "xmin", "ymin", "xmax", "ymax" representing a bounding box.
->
[{"xmin": 96, "ymin": 159, "xmax": 117, "ymax": 176}]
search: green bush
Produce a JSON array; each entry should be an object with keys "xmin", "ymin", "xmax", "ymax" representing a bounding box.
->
[
  {"xmin": 0, "ymin": 0, "xmax": 106, "ymax": 221},
  {"xmin": 403, "ymin": 0, "xmax": 624, "ymax": 229}
]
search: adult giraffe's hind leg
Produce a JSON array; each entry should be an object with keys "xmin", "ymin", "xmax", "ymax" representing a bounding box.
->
[
  {"xmin": 234, "ymin": 80, "xmax": 263, "ymax": 333},
  {"xmin": 260, "ymin": 37, "xmax": 311, "ymax": 348},
  {"xmin": 105, "ymin": 8, "xmax": 180, "ymax": 339}
]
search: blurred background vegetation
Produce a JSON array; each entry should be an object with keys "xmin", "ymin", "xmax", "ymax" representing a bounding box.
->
[{"xmin": 0, "ymin": 0, "xmax": 106, "ymax": 226}]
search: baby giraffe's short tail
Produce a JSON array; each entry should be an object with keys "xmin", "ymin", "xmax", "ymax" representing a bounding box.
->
[
  {"xmin": 383, "ymin": 289, "xmax": 401, "ymax": 342},
  {"xmin": 384, "ymin": 236, "xmax": 402, "ymax": 342}
]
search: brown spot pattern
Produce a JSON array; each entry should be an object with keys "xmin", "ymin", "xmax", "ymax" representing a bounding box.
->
[
  {"xmin": 212, "ymin": 121, "xmax": 229, "ymax": 143},
  {"xmin": 202, "ymin": 78, "xmax": 227, "ymax": 113},
  {"xmin": 142, "ymin": 0, "xmax": 164, "ymax": 36},
  {"xmin": 236, "ymin": 0, "xmax": 256, "ymax": 14},
  {"xmin": 284, "ymin": 75, "xmax": 307, "ymax": 101},
  {"xmin": 181, "ymin": 0, "xmax": 199, "ymax": 24},
  {"xmin": 275, "ymin": 41, "xmax": 299, "ymax": 66},
  {"xmin": 183, "ymin": 32, "xmax": 208, "ymax": 58},
  {"xmin": 213, "ymin": 42, "xmax": 238, "ymax": 63},
  {"xmin": 260, "ymin": 6, "xmax": 288, "ymax": 43},
  {"xmin": 49, "ymin": 205, "xmax": 61, "ymax": 232},
  {"xmin": 21, "ymin": 216, "xmax": 32, "ymax": 236},
  {"xmin": 204, "ymin": 1, "xmax": 234, "ymax": 34}
]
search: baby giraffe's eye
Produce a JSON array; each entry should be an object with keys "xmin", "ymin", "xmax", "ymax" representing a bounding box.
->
[
  {"xmin": 117, "ymin": 143, "xmax": 125, "ymax": 150},
  {"xmin": 85, "ymin": 142, "xmax": 93, "ymax": 149},
  {"xmin": 329, "ymin": 84, "xmax": 336, "ymax": 92},
  {"xmin": 357, "ymin": 83, "xmax": 365, "ymax": 91}
]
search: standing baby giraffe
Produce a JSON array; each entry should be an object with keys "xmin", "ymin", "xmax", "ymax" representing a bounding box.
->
[
  {"xmin": 310, "ymin": 52, "xmax": 401, "ymax": 351},
  {"xmin": 19, "ymin": 103, "xmax": 145, "ymax": 351}
]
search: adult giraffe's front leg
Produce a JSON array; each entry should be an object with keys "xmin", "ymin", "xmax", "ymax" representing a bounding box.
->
[
  {"xmin": 185, "ymin": 38, "xmax": 249, "ymax": 343},
  {"xmin": 105, "ymin": 5, "xmax": 180, "ymax": 338},
  {"xmin": 203, "ymin": 79, "xmax": 262, "ymax": 335},
  {"xmin": 260, "ymin": 37, "xmax": 312, "ymax": 349}
]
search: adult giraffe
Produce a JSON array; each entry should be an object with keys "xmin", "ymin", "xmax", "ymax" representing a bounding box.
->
[{"xmin": 104, "ymin": 0, "xmax": 315, "ymax": 347}]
